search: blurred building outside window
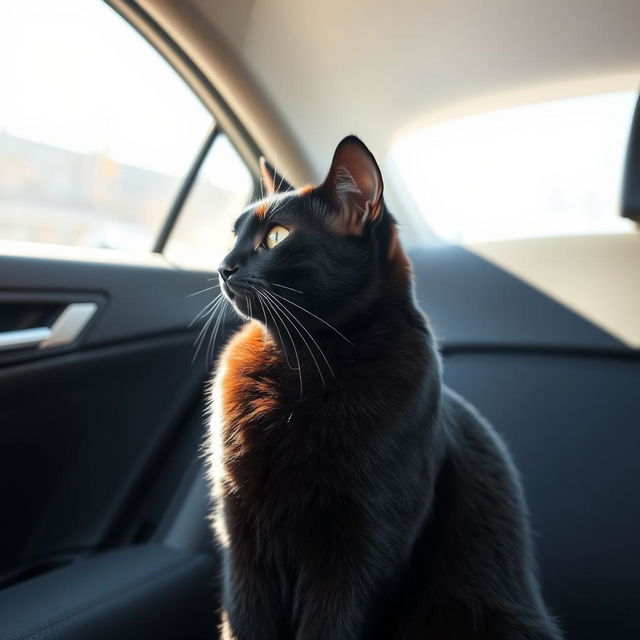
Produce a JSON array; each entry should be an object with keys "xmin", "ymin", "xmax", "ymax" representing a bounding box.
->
[{"xmin": 0, "ymin": 0, "xmax": 253, "ymax": 269}]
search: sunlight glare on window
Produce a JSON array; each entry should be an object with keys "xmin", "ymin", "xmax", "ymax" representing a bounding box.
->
[
  {"xmin": 164, "ymin": 134, "xmax": 254, "ymax": 271},
  {"xmin": 391, "ymin": 92, "xmax": 638, "ymax": 244},
  {"xmin": 0, "ymin": 0, "xmax": 212, "ymax": 251}
]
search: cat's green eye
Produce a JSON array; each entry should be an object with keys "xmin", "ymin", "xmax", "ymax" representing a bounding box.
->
[{"xmin": 266, "ymin": 225, "xmax": 290, "ymax": 249}]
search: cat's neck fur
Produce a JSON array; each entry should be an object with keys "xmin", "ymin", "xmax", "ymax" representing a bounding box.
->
[{"xmin": 257, "ymin": 209, "xmax": 435, "ymax": 396}]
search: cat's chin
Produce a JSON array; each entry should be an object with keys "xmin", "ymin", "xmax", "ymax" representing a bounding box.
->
[
  {"xmin": 221, "ymin": 281, "xmax": 257, "ymax": 321},
  {"xmin": 221, "ymin": 281, "xmax": 237, "ymax": 303},
  {"xmin": 231, "ymin": 302, "xmax": 248, "ymax": 320},
  {"xmin": 225, "ymin": 292, "xmax": 250, "ymax": 321}
]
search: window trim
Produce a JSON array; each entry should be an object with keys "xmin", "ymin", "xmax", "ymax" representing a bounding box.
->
[{"xmin": 153, "ymin": 123, "xmax": 219, "ymax": 253}]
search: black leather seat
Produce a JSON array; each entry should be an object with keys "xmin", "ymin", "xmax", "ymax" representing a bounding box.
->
[{"xmin": 411, "ymin": 245, "xmax": 640, "ymax": 640}]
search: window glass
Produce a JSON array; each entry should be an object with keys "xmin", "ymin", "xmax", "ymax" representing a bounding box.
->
[
  {"xmin": 0, "ymin": 0, "xmax": 212, "ymax": 251},
  {"xmin": 165, "ymin": 134, "xmax": 254, "ymax": 270},
  {"xmin": 392, "ymin": 91, "xmax": 638, "ymax": 244}
]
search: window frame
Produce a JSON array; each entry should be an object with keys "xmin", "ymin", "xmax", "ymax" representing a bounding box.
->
[{"xmin": 152, "ymin": 123, "xmax": 220, "ymax": 254}]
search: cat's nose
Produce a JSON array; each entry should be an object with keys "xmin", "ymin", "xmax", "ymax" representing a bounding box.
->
[{"xmin": 218, "ymin": 265, "xmax": 238, "ymax": 282}]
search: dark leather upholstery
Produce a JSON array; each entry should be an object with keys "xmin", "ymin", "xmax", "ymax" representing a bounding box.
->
[
  {"xmin": 410, "ymin": 246, "xmax": 639, "ymax": 640},
  {"xmin": 0, "ymin": 545, "xmax": 218, "ymax": 640}
]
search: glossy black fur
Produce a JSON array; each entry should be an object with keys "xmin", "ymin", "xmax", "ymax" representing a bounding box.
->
[{"xmin": 207, "ymin": 137, "xmax": 561, "ymax": 639}]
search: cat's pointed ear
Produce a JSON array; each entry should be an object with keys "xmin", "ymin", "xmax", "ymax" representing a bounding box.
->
[
  {"xmin": 321, "ymin": 136, "xmax": 384, "ymax": 235},
  {"xmin": 259, "ymin": 156, "xmax": 293, "ymax": 195}
]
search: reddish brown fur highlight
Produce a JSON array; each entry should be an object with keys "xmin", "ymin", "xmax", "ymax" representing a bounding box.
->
[
  {"xmin": 220, "ymin": 321, "xmax": 279, "ymax": 424},
  {"xmin": 217, "ymin": 322, "xmax": 281, "ymax": 484},
  {"xmin": 254, "ymin": 202, "xmax": 269, "ymax": 220},
  {"xmin": 298, "ymin": 184, "xmax": 314, "ymax": 195}
]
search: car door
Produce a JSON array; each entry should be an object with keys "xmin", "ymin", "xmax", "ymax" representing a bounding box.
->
[{"xmin": 0, "ymin": 2, "xmax": 251, "ymax": 638}]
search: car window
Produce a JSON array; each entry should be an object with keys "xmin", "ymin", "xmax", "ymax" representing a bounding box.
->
[
  {"xmin": 0, "ymin": 0, "xmax": 219, "ymax": 253},
  {"xmin": 164, "ymin": 134, "xmax": 254, "ymax": 271},
  {"xmin": 392, "ymin": 91, "xmax": 638, "ymax": 244}
]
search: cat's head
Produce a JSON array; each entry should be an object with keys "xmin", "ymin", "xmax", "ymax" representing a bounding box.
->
[{"xmin": 218, "ymin": 136, "xmax": 409, "ymax": 334}]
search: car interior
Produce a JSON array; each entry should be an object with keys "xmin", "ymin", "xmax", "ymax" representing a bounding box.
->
[{"xmin": 0, "ymin": 1, "xmax": 639, "ymax": 639}]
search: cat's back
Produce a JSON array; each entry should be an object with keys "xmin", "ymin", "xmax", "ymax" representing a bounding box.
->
[
  {"xmin": 437, "ymin": 385, "xmax": 530, "ymax": 550},
  {"xmin": 376, "ymin": 388, "xmax": 561, "ymax": 638},
  {"xmin": 420, "ymin": 386, "xmax": 555, "ymax": 624}
]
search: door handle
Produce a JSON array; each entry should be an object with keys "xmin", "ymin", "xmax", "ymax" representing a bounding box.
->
[
  {"xmin": 0, "ymin": 327, "xmax": 52, "ymax": 351},
  {"xmin": 0, "ymin": 302, "xmax": 97, "ymax": 352}
]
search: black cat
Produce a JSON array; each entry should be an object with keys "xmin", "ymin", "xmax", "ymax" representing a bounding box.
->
[{"xmin": 206, "ymin": 136, "xmax": 561, "ymax": 639}]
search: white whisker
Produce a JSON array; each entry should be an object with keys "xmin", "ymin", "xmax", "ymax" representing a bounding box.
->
[
  {"xmin": 188, "ymin": 284, "xmax": 220, "ymax": 297},
  {"xmin": 253, "ymin": 288, "xmax": 295, "ymax": 372},
  {"xmin": 269, "ymin": 281, "xmax": 303, "ymax": 294},
  {"xmin": 259, "ymin": 291, "xmax": 303, "ymax": 395},
  {"xmin": 189, "ymin": 293, "xmax": 222, "ymax": 327},
  {"xmin": 264, "ymin": 290, "xmax": 332, "ymax": 383},
  {"xmin": 193, "ymin": 296, "xmax": 224, "ymax": 347},
  {"xmin": 254, "ymin": 289, "xmax": 270, "ymax": 348},
  {"xmin": 192, "ymin": 296, "xmax": 223, "ymax": 363},
  {"xmin": 271, "ymin": 291, "xmax": 352, "ymax": 344},
  {"xmin": 206, "ymin": 298, "xmax": 228, "ymax": 368},
  {"xmin": 273, "ymin": 154, "xmax": 282, "ymax": 193}
]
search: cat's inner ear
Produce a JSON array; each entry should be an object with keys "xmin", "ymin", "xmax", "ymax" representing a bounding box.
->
[
  {"xmin": 321, "ymin": 136, "xmax": 384, "ymax": 235},
  {"xmin": 259, "ymin": 156, "xmax": 293, "ymax": 195}
]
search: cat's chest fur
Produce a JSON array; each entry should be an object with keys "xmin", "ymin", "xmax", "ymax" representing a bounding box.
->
[
  {"xmin": 208, "ymin": 317, "xmax": 431, "ymax": 536},
  {"xmin": 208, "ymin": 319, "xmax": 408, "ymax": 526},
  {"xmin": 210, "ymin": 322, "xmax": 334, "ymax": 505}
]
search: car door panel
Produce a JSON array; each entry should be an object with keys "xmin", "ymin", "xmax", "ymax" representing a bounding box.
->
[
  {"xmin": 0, "ymin": 545, "xmax": 218, "ymax": 640},
  {"xmin": 0, "ymin": 251, "xmax": 217, "ymax": 349},
  {"xmin": 0, "ymin": 252, "xmax": 236, "ymax": 586}
]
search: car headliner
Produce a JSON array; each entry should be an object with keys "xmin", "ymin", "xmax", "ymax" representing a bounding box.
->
[{"xmin": 134, "ymin": 0, "xmax": 640, "ymax": 189}]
